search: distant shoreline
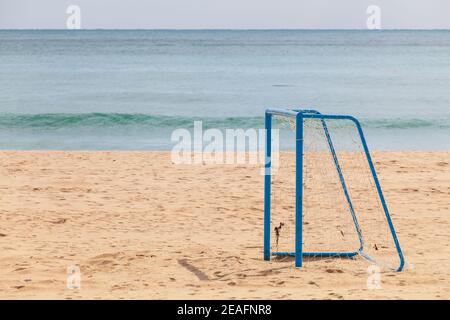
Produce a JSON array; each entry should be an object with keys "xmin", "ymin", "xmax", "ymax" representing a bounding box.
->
[{"xmin": 2, "ymin": 29, "xmax": 450, "ymax": 31}]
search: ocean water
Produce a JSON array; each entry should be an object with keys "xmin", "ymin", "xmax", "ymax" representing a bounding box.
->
[{"xmin": 0, "ymin": 30, "xmax": 449, "ymax": 150}]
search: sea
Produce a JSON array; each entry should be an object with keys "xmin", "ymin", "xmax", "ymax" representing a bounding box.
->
[{"xmin": 0, "ymin": 30, "xmax": 449, "ymax": 150}]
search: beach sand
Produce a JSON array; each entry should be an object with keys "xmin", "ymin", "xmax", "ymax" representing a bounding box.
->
[{"xmin": 0, "ymin": 151, "xmax": 449, "ymax": 299}]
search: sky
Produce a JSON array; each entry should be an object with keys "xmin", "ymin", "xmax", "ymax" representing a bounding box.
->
[{"xmin": 1, "ymin": 0, "xmax": 449, "ymax": 29}]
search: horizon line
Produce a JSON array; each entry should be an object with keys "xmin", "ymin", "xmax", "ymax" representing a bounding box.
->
[{"xmin": 1, "ymin": 28, "xmax": 450, "ymax": 31}]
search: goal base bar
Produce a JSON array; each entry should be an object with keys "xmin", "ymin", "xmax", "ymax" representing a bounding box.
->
[{"xmin": 272, "ymin": 251, "xmax": 358, "ymax": 258}]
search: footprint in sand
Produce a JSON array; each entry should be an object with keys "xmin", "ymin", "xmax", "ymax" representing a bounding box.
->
[{"xmin": 177, "ymin": 259, "xmax": 209, "ymax": 281}]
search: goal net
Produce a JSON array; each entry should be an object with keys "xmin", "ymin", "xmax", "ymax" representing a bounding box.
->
[{"xmin": 265, "ymin": 110, "xmax": 404, "ymax": 272}]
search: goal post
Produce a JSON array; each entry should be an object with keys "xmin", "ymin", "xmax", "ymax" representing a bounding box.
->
[{"xmin": 263, "ymin": 108, "xmax": 405, "ymax": 272}]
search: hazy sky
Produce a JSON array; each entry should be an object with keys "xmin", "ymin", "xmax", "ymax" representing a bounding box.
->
[{"xmin": 1, "ymin": 0, "xmax": 449, "ymax": 29}]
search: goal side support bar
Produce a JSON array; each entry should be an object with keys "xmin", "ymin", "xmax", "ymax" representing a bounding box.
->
[{"xmin": 263, "ymin": 108, "xmax": 405, "ymax": 272}]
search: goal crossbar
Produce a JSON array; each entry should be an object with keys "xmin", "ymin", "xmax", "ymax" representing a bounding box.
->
[{"xmin": 263, "ymin": 108, "xmax": 405, "ymax": 272}]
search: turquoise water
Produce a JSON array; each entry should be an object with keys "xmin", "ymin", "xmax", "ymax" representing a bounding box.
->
[{"xmin": 1, "ymin": 30, "xmax": 449, "ymax": 150}]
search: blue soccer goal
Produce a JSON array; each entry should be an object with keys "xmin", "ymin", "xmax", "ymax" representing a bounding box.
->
[{"xmin": 263, "ymin": 109, "xmax": 405, "ymax": 272}]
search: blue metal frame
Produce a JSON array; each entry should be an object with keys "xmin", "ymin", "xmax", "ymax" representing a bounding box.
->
[
  {"xmin": 263, "ymin": 112, "xmax": 272, "ymax": 261},
  {"xmin": 295, "ymin": 111, "xmax": 303, "ymax": 267},
  {"xmin": 263, "ymin": 108, "xmax": 405, "ymax": 272}
]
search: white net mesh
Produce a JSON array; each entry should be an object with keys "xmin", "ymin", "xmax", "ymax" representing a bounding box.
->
[{"xmin": 270, "ymin": 114, "xmax": 401, "ymax": 271}]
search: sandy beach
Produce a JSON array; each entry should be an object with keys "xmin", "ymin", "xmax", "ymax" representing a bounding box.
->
[{"xmin": 0, "ymin": 150, "xmax": 449, "ymax": 299}]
